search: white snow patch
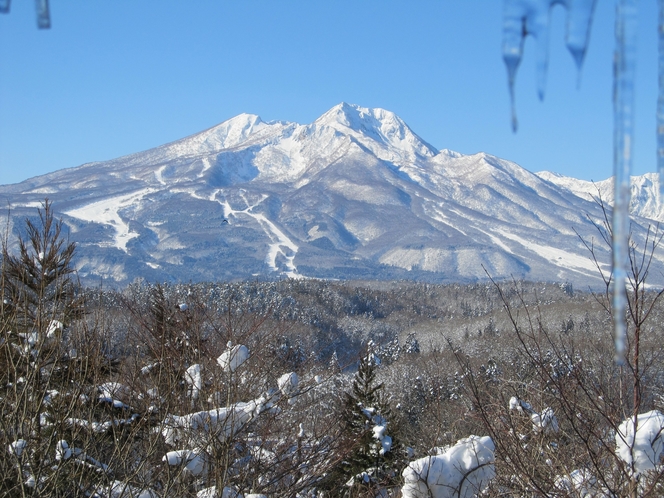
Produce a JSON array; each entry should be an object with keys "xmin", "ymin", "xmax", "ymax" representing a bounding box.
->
[
  {"xmin": 555, "ymin": 469, "xmax": 602, "ymax": 496},
  {"xmin": 184, "ymin": 364, "xmax": 202, "ymax": 400},
  {"xmin": 509, "ymin": 397, "xmax": 559, "ymax": 434},
  {"xmin": 8, "ymin": 439, "xmax": 28, "ymax": 457},
  {"xmin": 64, "ymin": 189, "xmax": 154, "ymax": 253},
  {"xmin": 499, "ymin": 230, "xmax": 599, "ymax": 274},
  {"xmin": 277, "ymin": 372, "xmax": 299, "ymax": 396},
  {"xmin": 161, "ymin": 394, "xmax": 275, "ymax": 447},
  {"xmin": 16, "ymin": 201, "xmax": 45, "ymax": 208},
  {"xmin": 277, "ymin": 372, "xmax": 299, "ymax": 404},
  {"xmin": 154, "ymin": 166, "xmax": 167, "ymax": 185},
  {"xmin": 473, "ymin": 228, "xmax": 513, "ymax": 254},
  {"xmin": 426, "ymin": 206, "xmax": 456, "ymax": 230},
  {"xmin": 25, "ymin": 187, "xmax": 56, "ymax": 194},
  {"xmin": 163, "ymin": 448, "xmax": 208, "ymax": 476}
]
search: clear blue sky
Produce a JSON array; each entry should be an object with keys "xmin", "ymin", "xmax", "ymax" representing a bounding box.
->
[{"xmin": 0, "ymin": 1, "xmax": 660, "ymax": 185}]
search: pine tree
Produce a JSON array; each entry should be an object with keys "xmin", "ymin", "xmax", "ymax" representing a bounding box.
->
[
  {"xmin": 2, "ymin": 200, "xmax": 82, "ymax": 337},
  {"xmin": 324, "ymin": 344, "xmax": 401, "ymax": 496},
  {"xmin": 1, "ymin": 200, "xmax": 89, "ymax": 494}
]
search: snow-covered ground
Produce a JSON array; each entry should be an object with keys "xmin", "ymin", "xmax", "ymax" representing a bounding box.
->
[{"xmin": 499, "ymin": 230, "xmax": 602, "ymax": 276}]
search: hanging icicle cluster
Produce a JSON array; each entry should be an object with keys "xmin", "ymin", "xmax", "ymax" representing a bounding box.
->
[
  {"xmin": 502, "ymin": 0, "xmax": 641, "ymax": 364},
  {"xmin": 0, "ymin": 0, "xmax": 51, "ymax": 29},
  {"xmin": 502, "ymin": 0, "xmax": 597, "ymax": 132}
]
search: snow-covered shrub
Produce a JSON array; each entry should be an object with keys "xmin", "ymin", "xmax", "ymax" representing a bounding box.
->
[
  {"xmin": 532, "ymin": 406, "xmax": 559, "ymax": 434},
  {"xmin": 277, "ymin": 371, "xmax": 299, "ymax": 406},
  {"xmin": 616, "ymin": 410, "xmax": 664, "ymax": 475},
  {"xmin": 163, "ymin": 448, "xmax": 208, "ymax": 476},
  {"xmin": 161, "ymin": 394, "xmax": 277, "ymax": 446},
  {"xmin": 218, "ymin": 343, "xmax": 250, "ymax": 372},
  {"xmin": 554, "ymin": 469, "xmax": 603, "ymax": 497},
  {"xmin": 185, "ymin": 363, "xmax": 203, "ymax": 400},
  {"xmin": 401, "ymin": 435, "xmax": 495, "ymax": 498},
  {"xmin": 509, "ymin": 397, "xmax": 559, "ymax": 434}
]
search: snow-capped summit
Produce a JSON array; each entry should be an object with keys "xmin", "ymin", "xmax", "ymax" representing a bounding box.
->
[
  {"xmin": 2, "ymin": 104, "xmax": 663, "ymax": 288},
  {"xmin": 192, "ymin": 113, "xmax": 267, "ymax": 151},
  {"xmin": 314, "ymin": 103, "xmax": 438, "ymax": 162}
]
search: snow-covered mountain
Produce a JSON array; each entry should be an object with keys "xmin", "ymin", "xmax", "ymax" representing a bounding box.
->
[
  {"xmin": 2, "ymin": 103, "xmax": 663, "ymax": 288},
  {"xmin": 536, "ymin": 170, "xmax": 664, "ymax": 222}
]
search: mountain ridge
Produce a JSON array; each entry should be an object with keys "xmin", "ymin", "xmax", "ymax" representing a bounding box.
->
[{"xmin": 1, "ymin": 103, "xmax": 662, "ymax": 288}]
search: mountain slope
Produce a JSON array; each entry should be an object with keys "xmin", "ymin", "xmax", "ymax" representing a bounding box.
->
[
  {"xmin": 1, "ymin": 103, "xmax": 662, "ymax": 288},
  {"xmin": 537, "ymin": 170, "xmax": 664, "ymax": 222}
]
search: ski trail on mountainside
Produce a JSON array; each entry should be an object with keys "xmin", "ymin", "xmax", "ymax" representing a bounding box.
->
[
  {"xmin": 198, "ymin": 189, "xmax": 301, "ymax": 278},
  {"xmin": 64, "ymin": 188, "xmax": 154, "ymax": 253}
]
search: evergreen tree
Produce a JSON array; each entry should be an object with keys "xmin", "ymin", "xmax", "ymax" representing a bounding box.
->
[
  {"xmin": 2, "ymin": 200, "xmax": 82, "ymax": 334},
  {"xmin": 323, "ymin": 344, "xmax": 402, "ymax": 496},
  {"xmin": 1, "ymin": 200, "xmax": 90, "ymax": 494},
  {"xmin": 1, "ymin": 200, "xmax": 84, "ymax": 370}
]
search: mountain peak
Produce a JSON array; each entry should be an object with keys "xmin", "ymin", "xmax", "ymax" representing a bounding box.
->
[
  {"xmin": 316, "ymin": 103, "xmax": 410, "ymax": 138},
  {"xmin": 314, "ymin": 103, "xmax": 437, "ymax": 159},
  {"xmin": 198, "ymin": 113, "xmax": 266, "ymax": 149},
  {"xmin": 316, "ymin": 102, "xmax": 388, "ymax": 128}
]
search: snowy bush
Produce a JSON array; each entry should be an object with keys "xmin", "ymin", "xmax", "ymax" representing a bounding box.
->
[
  {"xmin": 616, "ymin": 410, "xmax": 664, "ymax": 475},
  {"xmin": 161, "ymin": 394, "xmax": 277, "ymax": 446},
  {"xmin": 554, "ymin": 469, "xmax": 603, "ymax": 497},
  {"xmin": 163, "ymin": 448, "xmax": 208, "ymax": 477},
  {"xmin": 509, "ymin": 396, "xmax": 559, "ymax": 434},
  {"xmin": 185, "ymin": 363, "xmax": 203, "ymax": 400},
  {"xmin": 401, "ymin": 435, "xmax": 495, "ymax": 498},
  {"xmin": 218, "ymin": 343, "xmax": 250, "ymax": 372}
]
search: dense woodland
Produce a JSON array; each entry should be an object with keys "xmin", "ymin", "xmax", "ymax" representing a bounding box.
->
[{"xmin": 2, "ymin": 203, "xmax": 664, "ymax": 497}]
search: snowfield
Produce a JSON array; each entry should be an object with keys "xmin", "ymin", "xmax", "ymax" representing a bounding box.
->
[{"xmin": 64, "ymin": 188, "xmax": 154, "ymax": 253}]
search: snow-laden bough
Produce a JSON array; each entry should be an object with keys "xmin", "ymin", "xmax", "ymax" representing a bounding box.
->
[{"xmin": 161, "ymin": 393, "xmax": 277, "ymax": 447}]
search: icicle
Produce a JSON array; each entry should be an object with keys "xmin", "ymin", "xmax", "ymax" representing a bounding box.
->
[
  {"xmin": 565, "ymin": 0, "xmax": 597, "ymax": 73},
  {"xmin": 502, "ymin": 0, "xmax": 529, "ymax": 132},
  {"xmin": 0, "ymin": 0, "xmax": 49, "ymax": 27},
  {"xmin": 502, "ymin": 0, "xmax": 635, "ymax": 364},
  {"xmin": 34, "ymin": 0, "xmax": 50, "ymax": 29},
  {"xmin": 612, "ymin": 0, "xmax": 637, "ymax": 365},
  {"xmin": 658, "ymin": 0, "xmax": 664, "ymax": 197},
  {"xmin": 502, "ymin": 0, "xmax": 597, "ymax": 131}
]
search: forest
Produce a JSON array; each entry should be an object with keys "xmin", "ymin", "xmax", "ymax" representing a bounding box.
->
[{"xmin": 2, "ymin": 202, "xmax": 664, "ymax": 497}]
